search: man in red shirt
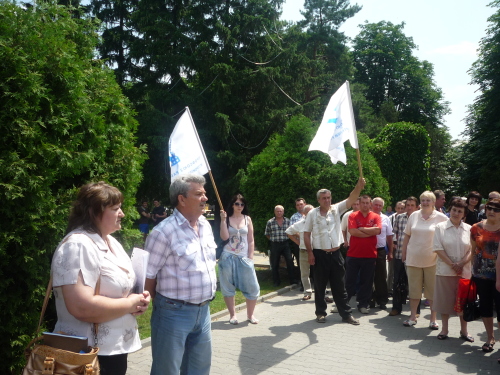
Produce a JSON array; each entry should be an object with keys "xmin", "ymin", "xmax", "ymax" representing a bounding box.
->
[{"xmin": 346, "ymin": 195, "xmax": 382, "ymax": 314}]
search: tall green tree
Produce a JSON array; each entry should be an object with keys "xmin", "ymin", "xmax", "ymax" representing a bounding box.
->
[
  {"xmin": 241, "ymin": 115, "xmax": 390, "ymax": 251},
  {"xmin": 0, "ymin": 2, "xmax": 145, "ymax": 372},
  {"xmin": 351, "ymin": 21, "xmax": 450, "ymax": 190},
  {"xmin": 462, "ymin": 0, "xmax": 500, "ymax": 195}
]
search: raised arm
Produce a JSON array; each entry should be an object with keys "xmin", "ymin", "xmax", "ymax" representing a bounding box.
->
[
  {"xmin": 220, "ymin": 210, "xmax": 229, "ymax": 241},
  {"xmin": 345, "ymin": 177, "xmax": 366, "ymax": 209}
]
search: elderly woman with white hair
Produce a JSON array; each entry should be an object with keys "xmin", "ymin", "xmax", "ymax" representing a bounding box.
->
[{"xmin": 402, "ymin": 191, "xmax": 448, "ymax": 329}]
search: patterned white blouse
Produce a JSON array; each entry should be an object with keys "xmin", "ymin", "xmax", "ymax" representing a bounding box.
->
[{"xmin": 51, "ymin": 229, "xmax": 141, "ymax": 356}]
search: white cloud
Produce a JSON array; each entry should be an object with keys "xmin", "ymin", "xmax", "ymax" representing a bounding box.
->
[{"xmin": 429, "ymin": 41, "xmax": 478, "ymax": 56}]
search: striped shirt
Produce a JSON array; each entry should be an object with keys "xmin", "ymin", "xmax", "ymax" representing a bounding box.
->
[
  {"xmin": 265, "ymin": 217, "xmax": 291, "ymax": 242},
  {"xmin": 145, "ymin": 208, "xmax": 217, "ymax": 304},
  {"xmin": 392, "ymin": 213, "xmax": 408, "ymax": 259}
]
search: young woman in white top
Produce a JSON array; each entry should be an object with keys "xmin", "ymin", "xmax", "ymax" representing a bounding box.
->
[
  {"xmin": 219, "ymin": 194, "xmax": 260, "ymax": 325},
  {"xmin": 51, "ymin": 182, "xmax": 150, "ymax": 375}
]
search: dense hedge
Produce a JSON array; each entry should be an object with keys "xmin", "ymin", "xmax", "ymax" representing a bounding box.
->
[
  {"xmin": 369, "ymin": 122, "xmax": 431, "ymax": 203},
  {"xmin": 241, "ymin": 115, "xmax": 390, "ymax": 252},
  {"xmin": 0, "ymin": 3, "xmax": 146, "ymax": 373}
]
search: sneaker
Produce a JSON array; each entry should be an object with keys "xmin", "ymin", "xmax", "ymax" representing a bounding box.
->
[
  {"xmin": 330, "ymin": 306, "xmax": 338, "ymax": 313},
  {"xmin": 316, "ymin": 315, "xmax": 326, "ymax": 323},
  {"xmin": 342, "ymin": 316, "xmax": 360, "ymax": 325},
  {"xmin": 358, "ymin": 307, "xmax": 370, "ymax": 314}
]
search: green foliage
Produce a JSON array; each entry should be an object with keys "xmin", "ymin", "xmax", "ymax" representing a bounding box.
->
[
  {"xmin": 351, "ymin": 21, "xmax": 450, "ymax": 190},
  {"xmin": 241, "ymin": 115, "xmax": 390, "ymax": 251},
  {"xmin": 0, "ymin": 2, "xmax": 146, "ymax": 372},
  {"xmin": 462, "ymin": 1, "xmax": 500, "ymax": 195},
  {"xmin": 369, "ymin": 122, "xmax": 431, "ymax": 204}
]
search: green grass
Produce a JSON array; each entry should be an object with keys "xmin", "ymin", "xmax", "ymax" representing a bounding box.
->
[{"xmin": 137, "ymin": 266, "xmax": 287, "ymax": 339}]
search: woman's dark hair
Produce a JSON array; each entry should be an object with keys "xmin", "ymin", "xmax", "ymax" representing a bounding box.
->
[
  {"xmin": 67, "ymin": 181, "xmax": 123, "ymax": 235},
  {"xmin": 226, "ymin": 194, "xmax": 249, "ymax": 217},
  {"xmin": 466, "ymin": 191, "xmax": 482, "ymax": 210},
  {"xmin": 486, "ymin": 197, "xmax": 500, "ymax": 209},
  {"xmin": 448, "ymin": 197, "xmax": 469, "ymax": 216}
]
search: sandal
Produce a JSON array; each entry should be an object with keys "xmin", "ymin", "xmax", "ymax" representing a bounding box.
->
[
  {"xmin": 459, "ymin": 331, "xmax": 474, "ymax": 343},
  {"xmin": 229, "ymin": 318, "xmax": 238, "ymax": 325},
  {"xmin": 403, "ymin": 319, "xmax": 417, "ymax": 327},
  {"xmin": 247, "ymin": 317, "xmax": 259, "ymax": 324},
  {"xmin": 437, "ymin": 334, "xmax": 448, "ymax": 340},
  {"xmin": 482, "ymin": 342, "xmax": 495, "ymax": 352},
  {"xmin": 302, "ymin": 295, "xmax": 311, "ymax": 301},
  {"xmin": 429, "ymin": 321, "xmax": 439, "ymax": 330}
]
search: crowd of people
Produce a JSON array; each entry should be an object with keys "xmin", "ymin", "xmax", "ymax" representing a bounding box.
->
[{"xmin": 47, "ymin": 173, "xmax": 500, "ymax": 374}]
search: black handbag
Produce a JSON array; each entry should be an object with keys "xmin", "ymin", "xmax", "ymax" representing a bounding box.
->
[{"xmin": 463, "ymin": 279, "xmax": 480, "ymax": 322}]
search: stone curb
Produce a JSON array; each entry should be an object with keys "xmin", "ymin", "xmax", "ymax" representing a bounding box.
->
[{"xmin": 139, "ymin": 282, "xmax": 298, "ymax": 349}]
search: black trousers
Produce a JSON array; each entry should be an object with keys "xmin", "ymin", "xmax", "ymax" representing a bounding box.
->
[
  {"xmin": 270, "ymin": 240, "xmax": 294, "ymax": 285},
  {"xmin": 392, "ymin": 258, "xmax": 420, "ymax": 314},
  {"xmin": 312, "ymin": 249, "xmax": 352, "ymax": 319},
  {"xmin": 345, "ymin": 256, "xmax": 376, "ymax": 309},
  {"xmin": 372, "ymin": 247, "xmax": 389, "ymax": 306},
  {"xmin": 99, "ymin": 353, "xmax": 128, "ymax": 375},
  {"xmin": 289, "ymin": 240, "xmax": 301, "ymax": 282}
]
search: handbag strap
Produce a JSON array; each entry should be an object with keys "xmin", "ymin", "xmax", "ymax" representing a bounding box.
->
[{"xmin": 35, "ymin": 232, "xmax": 102, "ymax": 346}]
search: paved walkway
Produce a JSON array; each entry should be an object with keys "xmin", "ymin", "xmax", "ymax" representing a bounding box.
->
[{"xmin": 127, "ymin": 285, "xmax": 499, "ymax": 374}]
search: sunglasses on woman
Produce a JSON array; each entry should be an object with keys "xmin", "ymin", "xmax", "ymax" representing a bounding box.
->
[
  {"xmin": 234, "ymin": 202, "xmax": 245, "ymax": 207},
  {"xmin": 485, "ymin": 205, "xmax": 500, "ymax": 213}
]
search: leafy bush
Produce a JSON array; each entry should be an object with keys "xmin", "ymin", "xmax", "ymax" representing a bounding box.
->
[
  {"xmin": 369, "ymin": 122, "xmax": 431, "ymax": 203},
  {"xmin": 0, "ymin": 3, "xmax": 146, "ymax": 373},
  {"xmin": 241, "ymin": 115, "xmax": 390, "ymax": 252}
]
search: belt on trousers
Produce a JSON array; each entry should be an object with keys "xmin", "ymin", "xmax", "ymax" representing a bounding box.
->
[
  {"xmin": 315, "ymin": 248, "xmax": 338, "ymax": 254},
  {"xmin": 166, "ymin": 296, "xmax": 215, "ymax": 307}
]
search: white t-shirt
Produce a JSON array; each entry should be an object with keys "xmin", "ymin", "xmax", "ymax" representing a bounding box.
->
[
  {"xmin": 404, "ymin": 210, "xmax": 448, "ymax": 268},
  {"xmin": 341, "ymin": 210, "xmax": 353, "ymax": 246},
  {"xmin": 433, "ymin": 220, "xmax": 472, "ymax": 278},
  {"xmin": 51, "ymin": 229, "xmax": 141, "ymax": 355},
  {"xmin": 376, "ymin": 213, "xmax": 393, "ymax": 248}
]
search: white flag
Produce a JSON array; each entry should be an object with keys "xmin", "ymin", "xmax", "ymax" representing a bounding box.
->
[
  {"xmin": 169, "ymin": 108, "xmax": 210, "ymax": 179},
  {"xmin": 308, "ymin": 81, "xmax": 359, "ymax": 164}
]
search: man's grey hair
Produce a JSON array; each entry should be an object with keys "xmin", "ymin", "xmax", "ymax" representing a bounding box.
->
[
  {"xmin": 303, "ymin": 204, "xmax": 314, "ymax": 215},
  {"xmin": 373, "ymin": 197, "xmax": 384, "ymax": 205},
  {"xmin": 316, "ymin": 189, "xmax": 331, "ymax": 199},
  {"xmin": 170, "ymin": 174, "xmax": 206, "ymax": 207}
]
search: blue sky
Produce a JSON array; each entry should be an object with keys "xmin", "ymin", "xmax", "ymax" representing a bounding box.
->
[{"xmin": 281, "ymin": 0, "xmax": 496, "ymax": 140}]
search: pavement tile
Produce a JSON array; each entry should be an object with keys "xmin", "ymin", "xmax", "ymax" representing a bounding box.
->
[{"xmin": 127, "ymin": 288, "xmax": 500, "ymax": 374}]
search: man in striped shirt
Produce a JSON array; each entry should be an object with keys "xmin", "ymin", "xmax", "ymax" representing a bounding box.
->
[{"xmin": 145, "ymin": 174, "xmax": 217, "ymax": 375}]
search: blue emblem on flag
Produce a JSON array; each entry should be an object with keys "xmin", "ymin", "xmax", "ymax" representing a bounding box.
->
[{"xmin": 170, "ymin": 152, "xmax": 180, "ymax": 166}]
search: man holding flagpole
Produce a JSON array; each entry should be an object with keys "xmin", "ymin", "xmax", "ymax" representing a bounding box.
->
[
  {"xmin": 304, "ymin": 81, "xmax": 367, "ymax": 324},
  {"xmin": 304, "ymin": 178, "xmax": 365, "ymax": 324}
]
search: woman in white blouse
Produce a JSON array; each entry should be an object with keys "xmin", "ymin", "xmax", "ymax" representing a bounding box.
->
[
  {"xmin": 51, "ymin": 182, "xmax": 150, "ymax": 375},
  {"xmin": 402, "ymin": 191, "xmax": 448, "ymax": 329},
  {"xmin": 433, "ymin": 198, "xmax": 473, "ymax": 341}
]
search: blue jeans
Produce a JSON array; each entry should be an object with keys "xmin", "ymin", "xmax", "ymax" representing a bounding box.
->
[
  {"xmin": 150, "ymin": 293, "xmax": 212, "ymax": 375},
  {"xmin": 218, "ymin": 252, "xmax": 260, "ymax": 300}
]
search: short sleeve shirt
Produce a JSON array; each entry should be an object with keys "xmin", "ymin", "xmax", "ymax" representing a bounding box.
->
[
  {"xmin": 341, "ymin": 210, "xmax": 353, "ymax": 245},
  {"xmin": 285, "ymin": 219, "xmax": 307, "ymax": 250},
  {"xmin": 376, "ymin": 213, "xmax": 393, "ymax": 248},
  {"xmin": 304, "ymin": 200, "xmax": 348, "ymax": 250},
  {"xmin": 51, "ymin": 229, "xmax": 141, "ymax": 355},
  {"xmin": 471, "ymin": 221, "xmax": 500, "ymax": 280},
  {"xmin": 433, "ymin": 220, "xmax": 471, "ymax": 278},
  {"xmin": 347, "ymin": 211, "xmax": 381, "ymax": 258},
  {"xmin": 146, "ymin": 209, "xmax": 217, "ymax": 303},
  {"xmin": 404, "ymin": 210, "xmax": 448, "ymax": 267}
]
